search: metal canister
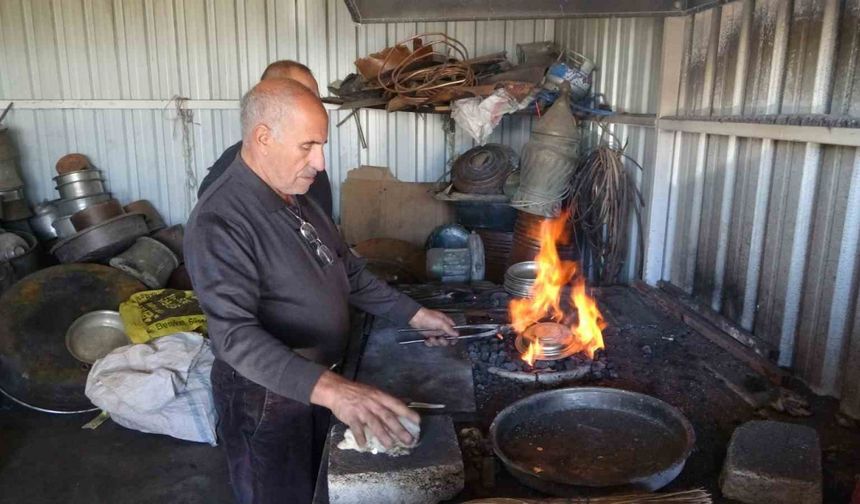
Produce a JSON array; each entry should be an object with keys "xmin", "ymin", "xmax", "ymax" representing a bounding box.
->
[
  {"xmin": 425, "ymin": 232, "xmax": 485, "ymax": 283},
  {"xmin": 512, "ymin": 84, "xmax": 580, "ymax": 218}
]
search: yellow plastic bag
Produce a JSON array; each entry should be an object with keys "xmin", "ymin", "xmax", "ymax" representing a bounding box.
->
[{"xmin": 119, "ymin": 289, "xmax": 207, "ymax": 344}]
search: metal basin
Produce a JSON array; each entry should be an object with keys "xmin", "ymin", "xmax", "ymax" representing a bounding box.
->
[
  {"xmin": 54, "ymin": 169, "xmax": 105, "ymax": 199},
  {"xmin": 51, "ymin": 213, "xmax": 148, "ymax": 264},
  {"xmin": 55, "ymin": 193, "xmax": 111, "ymax": 216},
  {"xmin": 65, "ymin": 310, "xmax": 130, "ymax": 364},
  {"xmin": 490, "ymin": 387, "xmax": 696, "ymax": 495},
  {"xmin": 70, "ymin": 198, "xmax": 123, "ymax": 231}
]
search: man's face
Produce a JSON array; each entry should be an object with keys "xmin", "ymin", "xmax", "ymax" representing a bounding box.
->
[{"xmin": 262, "ymin": 99, "xmax": 328, "ymax": 196}]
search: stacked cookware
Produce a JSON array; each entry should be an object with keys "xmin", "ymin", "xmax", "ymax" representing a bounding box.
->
[{"xmin": 504, "ymin": 261, "xmax": 537, "ymax": 298}]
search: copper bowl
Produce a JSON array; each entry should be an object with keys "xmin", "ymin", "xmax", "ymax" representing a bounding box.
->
[{"xmin": 70, "ymin": 198, "xmax": 124, "ymax": 231}]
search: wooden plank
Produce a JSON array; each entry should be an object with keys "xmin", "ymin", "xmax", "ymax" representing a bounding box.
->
[
  {"xmin": 632, "ymin": 280, "xmax": 787, "ymax": 385},
  {"xmin": 658, "ymin": 281, "xmax": 776, "ymax": 357}
]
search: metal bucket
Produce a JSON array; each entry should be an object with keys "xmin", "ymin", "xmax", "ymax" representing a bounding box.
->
[
  {"xmin": 70, "ymin": 198, "xmax": 123, "ymax": 231},
  {"xmin": 54, "ymin": 170, "xmax": 105, "ymax": 200},
  {"xmin": 124, "ymin": 200, "xmax": 166, "ymax": 232},
  {"xmin": 0, "ymin": 128, "xmax": 24, "ymax": 191},
  {"xmin": 109, "ymin": 236, "xmax": 179, "ymax": 289}
]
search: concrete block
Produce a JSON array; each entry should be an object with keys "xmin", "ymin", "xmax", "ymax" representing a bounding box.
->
[
  {"xmin": 328, "ymin": 415, "xmax": 464, "ymax": 504},
  {"xmin": 720, "ymin": 420, "xmax": 821, "ymax": 504}
]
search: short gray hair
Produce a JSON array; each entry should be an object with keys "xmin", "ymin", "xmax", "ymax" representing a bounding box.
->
[{"xmin": 240, "ymin": 79, "xmax": 310, "ymax": 141}]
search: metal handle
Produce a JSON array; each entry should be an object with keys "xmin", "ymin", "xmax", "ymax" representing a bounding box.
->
[{"xmin": 398, "ymin": 329, "xmax": 500, "ymax": 345}]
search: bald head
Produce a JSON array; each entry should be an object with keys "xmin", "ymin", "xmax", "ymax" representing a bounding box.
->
[
  {"xmin": 240, "ymin": 78, "xmax": 324, "ymax": 142},
  {"xmin": 261, "ymin": 60, "xmax": 319, "ymax": 97},
  {"xmin": 240, "ymin": 78, "xmax": 328, "ymax": 197}
]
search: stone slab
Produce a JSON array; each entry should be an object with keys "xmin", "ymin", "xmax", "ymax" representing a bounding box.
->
[
  {"xmin": 327, "ymin": 415, "xmax": 464, "ymax": 504},
  {"xmin": 356, "ymin": 318, "xmax": 476, "ymax": 415},
  {"xmin": 720, "ymin": 420, "xmax": 822, "ymax": 504}
]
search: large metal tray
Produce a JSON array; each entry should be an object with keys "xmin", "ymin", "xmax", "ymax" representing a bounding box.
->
[{"xmin": 490, "ymin": 387, "xmax": 695, "ymax": 495}]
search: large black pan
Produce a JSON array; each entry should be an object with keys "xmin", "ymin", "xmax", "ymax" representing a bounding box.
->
[{"xmin": 490, "ymin": 387, "xmax": 695, "ymax": 496}]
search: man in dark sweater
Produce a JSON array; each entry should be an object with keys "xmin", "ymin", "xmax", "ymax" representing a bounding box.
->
[
  {"xmin": 185, "ymin": 79, "xmax": 457, "ymax": 504},
  {"xmin": 197, "ymin": 60, "xmax": 333, "ymax": 218}
]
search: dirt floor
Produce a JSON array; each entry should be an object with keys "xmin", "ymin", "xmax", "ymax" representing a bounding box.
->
[
  {"xmin": 453, "ymin": 286, "xmax": 860, "ymax": 503},
  {"xmin": 1, "ymin": 285, "xmax": 858, "ymax": 503}
]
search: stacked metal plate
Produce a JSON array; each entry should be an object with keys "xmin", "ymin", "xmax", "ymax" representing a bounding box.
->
[{"xmin": 504, "ymin": 261, "xmax": 537, "ymax": 298}]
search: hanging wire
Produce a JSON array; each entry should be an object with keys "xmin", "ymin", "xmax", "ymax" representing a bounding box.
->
[{"xmin": 569, "ymin": 123, "xmax": 645, "ymax": 284}]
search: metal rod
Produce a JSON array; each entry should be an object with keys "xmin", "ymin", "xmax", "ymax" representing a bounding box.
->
[
  {"xmin": 335, "ymin": 109, "xmax": 358, "ymax": 127},
  {"xmin": 398, "ymin": 331, "xmax": 499, "ymax": 345},
  {"xmin": 353, "ymin": 112, "xmax": 367, "ymax": 149},
  {"xmin": 397, "ymin": 324, "xmax": 499, "ymax": 333},
  {"xmin": 0, "ymin": 102, "xmax": 12, "ymax": 124}
]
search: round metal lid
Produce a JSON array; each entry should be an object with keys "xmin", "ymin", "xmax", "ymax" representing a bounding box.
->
[{"xmin": 0, "ymin": 264, "xmax": 145, "ymax": 412}]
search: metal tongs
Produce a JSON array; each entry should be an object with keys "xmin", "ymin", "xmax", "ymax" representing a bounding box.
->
[{"xmin": 397, "ymin": 324, "xmax": 506, "ymax": 345}]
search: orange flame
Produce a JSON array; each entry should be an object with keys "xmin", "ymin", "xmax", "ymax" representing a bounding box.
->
[
  {"xmin": 522, "ymin": 338, "xmax": 543, "ymax": 366},
  {"xmin": 509, "ymin": 213, "xmax": 606, "ymax": 364}
]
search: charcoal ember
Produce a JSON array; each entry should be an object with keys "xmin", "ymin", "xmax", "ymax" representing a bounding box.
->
[
  {"xmin": 534, "ymin": 360, "xmax": 553, "ymax": 370},
  {"xmin": 502, "ymin": 362, "xmax": 519, "ymax": 372},
  {"xmin": 590, "ymin": 360, "xmax": 607, "ymax": 373},
  {"xmin": 609, "ymin": 370, "xmax": 619, "ymax": 379}
]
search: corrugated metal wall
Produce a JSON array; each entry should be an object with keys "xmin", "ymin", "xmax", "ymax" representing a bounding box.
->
[
  {"xmin": 658, "ymin": 0, "xmax": 860, "ymax": 416},
  {"xmin": 554, "ymin": 17, "xmax": 664, "ymax": 282},
  {"xmin": 0, "ymin": 0, "xmax": 554, "ymax": 223}
]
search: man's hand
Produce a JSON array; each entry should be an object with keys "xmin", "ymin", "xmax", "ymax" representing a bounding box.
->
[
  {"xmin": 310, "ymin": 371, "xmax": 419, "ymax": 449},
  {"xmin": 408, "ymin": 307, "xmax": 458, "ymax": 347}
]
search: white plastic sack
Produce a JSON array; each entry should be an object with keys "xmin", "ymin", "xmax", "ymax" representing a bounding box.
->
[
  {"xmin": 85, "ymin": 332, "xmax": 218, "ymax": 445},
  {"xmin": 451, "ymin": 89, "xmax": 520, "ymax": 145}
]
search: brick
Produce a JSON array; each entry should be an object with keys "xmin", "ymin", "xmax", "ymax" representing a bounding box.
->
[
  {"xmin": 720, "ymin": 420, "xmax": 821, "ymax": 504},
  {"xmin": 328, "ymin": 415, "xmax": 464, "ymax": 504}
]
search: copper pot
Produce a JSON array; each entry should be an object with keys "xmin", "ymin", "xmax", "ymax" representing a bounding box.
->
[{"xmin": 70, "ymin": 199, "xmax": 124, "ymax": 231}]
